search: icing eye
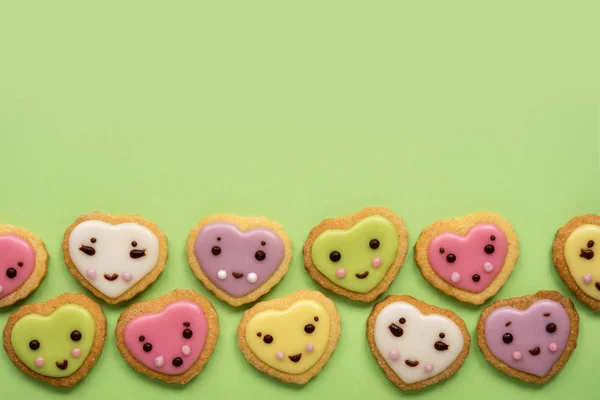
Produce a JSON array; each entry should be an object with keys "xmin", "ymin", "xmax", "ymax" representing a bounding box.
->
[
  {"xmin": 588, "ymin": 240, "xmax": 595, "ymax": 248},
  {"xmin": 304, "ymin": 324, "xmax": 315, "ymax": 334},
  {"xmin": 143, "ymin": 343, "xmax": 153, "ymax": 352},
  {"xmin": 314, "ymin": 316, "xmax": 319, "ymax": 322},
  {"xmin": 211, "ymin": 246, "xmax": 221, "ymax": 256},
  {"xmin": 263, "ymin": 334, "xmax": 273, "ymax": 344},
  {"xmin": 70, "ymin": 330, "xmax": 82, "ymax": 341},
  {"xmin": 131, "ymin": 241, "xmax": 137, "ymax": 247},
  {"xmin": 29, "ymin": 340, "xmax": 40, "ymax": 350},
  {"xmin": 439, "ymin": 332, "xmax": 445, "ymax": 339},
  {"xmin": 183, "ymin": 322, "xmax": 190, "ymax": 327},
  {"xmin": 6, "ymin": 268, "xmax": 17, "ymax": 279},
  {"xmin": 490, "ymin": 235, "xmax": 496, "ymax": 241},
  {"xmin": 79, "ymin": 245, "xmax": 96, "ymax": 256},
  {"xmin": 329, "ymin": 251, "xmax": 341, "ymax": 262},
  {"xmin": 472, "ymin": 274, "xmax": 481, "ymax": 282},
  {"xmin": 446, "ymin": 254, "xmax": 456, "ymax": 263},
  {"xmin": 17, "ymin": 262, "xmax": 23, "ymax": 267},
  {"xmin": 217, "ymin": 237, "xmax": 221, "ymax": 241},
  {"xmin": 399, "ymin": 318, "xmax": 406, "ymax": 324},
  {"xmin": 90, "ymin": 238, "xmax": 97, "ymax": 243},
  {"xmin": 172, "ymin": 357, "xmax": 183, "ymax": 367},
  {"xmin": 434, "ymin": 341, "xmax": 449, "ymax": 351},
  {"xmin": 369, "ymin": 239, "xmax": 380, "ymax": 249},
  {"xmin": 138, "ymin": 336, "xmax": 145, "ymax": 342},
  {"xmin": 255, "ymin": 250, "xmax": 266, "ymax": 261},
  {"xmin": 503, "ymin": 333, "xmax": 513, "ymax": 344},
  {"xmin": 484, "ymin": 244, "xmax": 495, "ymax": 254},
  {"xmin": 130, "ymin": 249, "xmax": 146, "ymax": 259},
  {"xmin": 546, "ymin": 323, "xmax": 557, "ymax": 333},
  {"xmin": 183, "ymin": 329, "xmax": 193, "ymax": 339},
  {"xmin": 388, "ymin": 323, "xmax": 403, "ymax": 337}
]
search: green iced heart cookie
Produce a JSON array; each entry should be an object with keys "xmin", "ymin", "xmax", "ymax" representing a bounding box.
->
[
  {"xmin": 11, "ymin": 304, "xmax": 96, "ymax": 377},
  {"xmin": 311, "ymin": 215, "xmax": 398, "ymax": 293}
]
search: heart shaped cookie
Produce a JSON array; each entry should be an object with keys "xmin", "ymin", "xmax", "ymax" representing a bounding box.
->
[
  {"xmin": 3, "ymin": 293, "xmax": 106, "ymax": 387},
  {"xmin": 303, "ymin": 207, "xmax": 408, "ymax": 302},
  {"xmin": 367, "ymin": 295, "xmax": 470, "ymax": 390},
  {"xmin": 477, "ymin": 290, "xmax": 579, "ymax": 383},
  {"xmin": 237, "ymin": 290, "xmax": 340, "ymax": 384},
  {"xmin": 553, "ymin": 214, "xmax": 600, "ymax": 310},
  {"xmin": 63, "ymin": 212, "xmax": 168, "ymax": 304},
  {"xmin": 415, "ymin": 211, "xmax": 519, "ymax": 304},
  {"xmin": 187, "ymin": 214, "xmax": 291, "ymax": 306},
  {"xmin": 0, "ymin": 224, "xmax": 48, "ymax": 307},
  {"xmin": 116, "ymin": 290, "xmax": 218, "ymax": 384}
]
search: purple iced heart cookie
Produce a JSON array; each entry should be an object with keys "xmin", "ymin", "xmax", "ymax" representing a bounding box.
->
[
  {"xmin": 188, "ymin": 216, "xmax": 291, "ymax": 306},
  {"xmin": 479, "ymin": 291, "xmax": 579, "ymax": 383}
]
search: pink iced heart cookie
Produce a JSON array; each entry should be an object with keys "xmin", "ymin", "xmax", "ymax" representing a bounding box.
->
[
  {"xmin": 428, "ymin": 224, "xmax": 508, "ymax": 293},
  {"xmin": 478, "ymin": 291, "xmax": 579, "ymax": 383},
  {"xmin": 0, "ymin": 226, "xmax": 48, "ymax": 308},
  {"xmin": 117, "ymin": 290, "xmax": 219, "ymax": 384},
  {"xmin": 187, "ymin": 215, "xmax": 292, "ymax": 306},
  {"xmin": 415, "ymin": 212, "xmax": 519, "ymax": 304}
]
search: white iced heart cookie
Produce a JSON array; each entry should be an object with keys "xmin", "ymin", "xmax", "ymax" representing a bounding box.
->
[
  {"xmin": 367, "ymin": 296, "xmax": 470, "ymax": 390},
  {"xmin": 63, "ymin": 213, "xmax": 168, "ymax": 304}
]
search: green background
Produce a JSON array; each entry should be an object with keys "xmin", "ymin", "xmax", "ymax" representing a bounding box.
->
[{"xmin": 0, "ymin": 1, "xmax": 598, "ymax": 399}]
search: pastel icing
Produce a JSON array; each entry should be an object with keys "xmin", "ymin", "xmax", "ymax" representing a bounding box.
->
[
  {"xmin": 68, "ymin": 221, "xmax": 160, "ymax": 298},
  {"xmin": 374, "ymin": 302, "xmax": 464, "ymax": 384},
  {"xmin": 564, "ymin": 224, "xmax": 600, "ymax": 300},
  {"xmin": 428, "ymin": 224, "xmax": 508, "ymax": 293},
  {"xmin": 123, "ymin": 300, "xmax": 209, "ymax": 375},
  {"xmin": 311, "ymin": 216, "xmax": 398, "ymax": 293},
  {"xmin": 484, "ymin": 299, "xmax": 570, "ymax": 377},
  {"xmin": 194, "ymin": 222, "xmax": 285, "ymax": 298},
  {"xmin": 0, "ymin": 234, "xmax": 36, "ymax": 299},
  {"xmin": 10, "ymin": 305, "xmax": 96, "ymax": 377},
  {"xmin": 245, "ymin": 299, "xmax": 330, "ymax": 374}
]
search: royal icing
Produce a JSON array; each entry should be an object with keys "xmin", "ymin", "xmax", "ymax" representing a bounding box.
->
[
  {"xmin": 0, "ymin": 234, "xmax": 36, "ymax": 299},
  {"xmin": 564, "ymin": 224, "xmax": 600, "ymax": 300},
  {"xmin": 428, "ymin": 224, "xmax": 508, "ymax": 293},
  {"xmin": 11, "ymin": 305, "xmax": 96, "ymax": 378},
  {"xmin": 245, "ymin": 299, "xmax": 330, "ymax": 374},
  {"xmin": 194, "ymin": 222, "xmax": 285, "ymax": 297},
  {"xmin": 311, "ymin": 216, "xmax": 398, "ymax": 293},
  {"xmin": 373, "ymin": 302, "xmax": 464, "ymax": 384},
  {"xmin": 123, "ymin": 300, "xmax": 209, "ymax": 375},
  {"xmin": 484, "ymin": 299, "xmax": 570, "ymax": 377},
  {"xmin": 68, "ymin": 221, "xmax": 160, "ymax": 298}
]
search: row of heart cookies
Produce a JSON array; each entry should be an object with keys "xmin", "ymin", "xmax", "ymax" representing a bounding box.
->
[
  {"xmin": 1, "ymin": 208, "xmax": 599, "ymax": 309},
  {"xmin": 1, "ymin": 288, "xmax": 579, "ymax": 389}
]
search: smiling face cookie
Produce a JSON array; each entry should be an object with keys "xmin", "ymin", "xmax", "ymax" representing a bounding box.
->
[
  {"xmin": 478, "ymin": 291, "xmax": 579, "ymax": 383},
  {"xmin": 553, "ymin": 215, "xmax": 600, "ymax": 310},
  {"xmin": 3, "ymin": 293, "xmax": 106, "ymax": 387},
  {"xmin": 237, "ymin": 290, "xmax": 340, "ymax": 384},
  {"xmin": 0, "ymin": 225, "xmax": 48, "ymax": 308},
  {"xmin": 367, "ymin": 296, "xmax": 470, "ymax": 390},
  {"xmin": 303, "ymin": 207, "xmax": 408, "ymax": 302},
  {"xmin": 415, "ymin": 212, "xmax": 519, "ymax": 305},
  {"xmin": 187, "ymin": 215, "xmax": 291, "ymax": 306},
  {"xmin": 63, "ymin": 212, "xmax": 168, "ymax": 304},
  {"xmin": 116, "ymin": 290, "xmax": 219, "ymax": 384}
]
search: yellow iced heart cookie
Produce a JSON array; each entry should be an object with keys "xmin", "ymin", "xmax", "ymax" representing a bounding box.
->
[{"xmin": 237, "ymin": 290, "xmax": 340, "ymax": 384}]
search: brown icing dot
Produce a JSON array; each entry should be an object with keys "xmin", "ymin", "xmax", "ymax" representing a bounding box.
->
[
  {"xmin": 17, "ymin": 262, "xmax": 23, "ymax": 267},
  {"xmin": 490, "ymin": 235, "xmax": 496, "ymax": 241},
  {"xmin": 505, "ymin": 321, "xmax": 512, "ymax": 327},
  {"xmin": 261, "ymin": 241, "xmax": 266, "ymax": 246},
  {"xmin": 314, "ymin": 316, "xmax": 319, "ymax": 322},
  {"xmin": 257, "ymin": 332, "xmax": 262, "ymax": 337},
  {"xmin": 90, "ymin": 238, "xmax": 97, "ymax": 243},
  {"xmin": 131, "ymin": 241, "xmax": 137, "ymax": 247},
  {"xmin": 588, "ymin": 240, "xmax": 595, "ymax": 248},
  {"xmin": 439, "ymin": 248, "xmax": 445, "ymax": 254}
]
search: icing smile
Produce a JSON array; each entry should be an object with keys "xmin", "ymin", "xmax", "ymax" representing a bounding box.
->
[
  {"xmin": 529, "ymin": 346, "xmax": 541, "ymax": 356},
  {"xmin": 405, "ymin": 359, "xmax": 419, "ymax": 367},
  {"xmin": 56, "ymin": 360, "xmax": 69, "ymax": 370},
  {"xmin": 232, "ymin": 272, "xmax": 244, "ymax": 279},
  {"xmin": 579, "ymin": 248, "xmax": 594, "ymax": 260},
  {"xmin": 288, "ymin": 353, "xmax": 302, "ymax": 363},
  {"xmin": 355, "ymin": 271, "xmax": 369, "ymax": 279},
  {"xmin": 104, "ymin": 273, "xmax": 119, "ymax": 281}
]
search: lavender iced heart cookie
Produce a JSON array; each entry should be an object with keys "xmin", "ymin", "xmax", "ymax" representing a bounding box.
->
[
  {"xmin": 477, "ymin": 290, "xmax": 579, "ymax": 383},
  {"xmin": 186, "ymin": 214, "xmax": 292, "ymax": 306}
]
